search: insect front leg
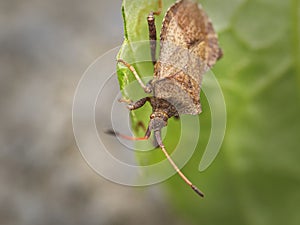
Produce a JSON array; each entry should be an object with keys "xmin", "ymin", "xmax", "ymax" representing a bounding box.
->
[
  {"xmin": 118, "ymin": 97, "xmax": 133, "ymax": 104},
  {"xmin": 106, "ymin": 97, "xmax": 152, "ymax": 141},
  {"xmin": 147, "ymin": 0, "xmax": 162, "ymax": 65},
  {"xmin": 126, "ymin": 97, "xmax": 150, "ymax": 111},
  {"xmin": 117, "ymin": 59, "xmax": 152, "ymax": 93}
]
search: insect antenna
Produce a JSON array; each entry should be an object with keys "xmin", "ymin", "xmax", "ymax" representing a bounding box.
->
[
  {"xmin": 105, "ymin": 127, "xmax": 204, "ymax": 197},
  {"xmin": 105, "ymin": 128, "xmax": 150, "ymax": 141},
  {"xmin": 154, "ymin": 130, "xmax": 204, "ymax": 197}
]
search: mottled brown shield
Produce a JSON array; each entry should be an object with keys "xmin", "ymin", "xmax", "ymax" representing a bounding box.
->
[{"xmin": 152, "ymin": 0, "xmax": 222, "ymax": 115}]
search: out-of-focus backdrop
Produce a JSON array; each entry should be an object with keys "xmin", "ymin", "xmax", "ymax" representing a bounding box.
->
[
  {"xmin": 0, "ymin": 0, "xmax": 185, "ymax": 224},
  {"xmin": 1, "ymin": 0, "xmax": 300, "ymax": 225}
]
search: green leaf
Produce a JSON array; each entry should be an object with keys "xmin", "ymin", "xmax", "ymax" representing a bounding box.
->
[{"xmin": 117, "ymin": 0, "xmax": 300, "ymax": 225}]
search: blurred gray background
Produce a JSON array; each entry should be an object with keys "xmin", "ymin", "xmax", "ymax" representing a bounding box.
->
[{"xmin": 0, "ymin": 0, "xmax": 185, "ymax": 224}]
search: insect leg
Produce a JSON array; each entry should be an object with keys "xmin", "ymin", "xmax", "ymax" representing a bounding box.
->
[
  {"xmin": 117, "ymin": 59, "xmax": 152, "ymax": 93},
  {"xmin": 121, "ymin": 97, "xmax": 149, "ymax": 132},
  {"xmin": 118, "ymin": 97, "xmax": 133, "ymax": 104},
  {"xmin": 217, "ymin": 48, "xmax": 223, "ymax": 60},
  {"xmin": 154, "ymin": 0, "xmax": 162, "ymax": 15},
  {"xmin": 126, "ymin": 97, "xmax": 150, "ymax": 110},
  {"xmin": 105, "ymin": 97, "xmax": 151, "ymax": 140},
  {"xmin": 147, "ymin": 0, "xmax": 162, "ymax": 65},
  {"xmin": 135, "ymin": 121, "xmax": 147, "ymax": 132}
]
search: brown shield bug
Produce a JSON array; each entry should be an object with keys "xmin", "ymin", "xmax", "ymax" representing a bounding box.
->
[{"xmin": 108, "ymin": 0, "xmax": 222, "ymax": 197}]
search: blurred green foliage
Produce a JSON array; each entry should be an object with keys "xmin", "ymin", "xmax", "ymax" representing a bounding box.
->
[{"xmin": 117, "ymin": 0, "xmax": 300, "ymax": 224}]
